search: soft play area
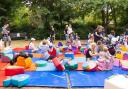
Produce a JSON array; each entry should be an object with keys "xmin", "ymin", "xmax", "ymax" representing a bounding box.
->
[{"xmin": 1, "ymin": 44, "xmax": 128, "ymax": 88}]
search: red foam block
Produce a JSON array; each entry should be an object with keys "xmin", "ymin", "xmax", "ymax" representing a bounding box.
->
[
  {"xmin": 5, "ymin": 66, "xmax": 24, "ymax": 76},
  {"xmin": 52, "ymin": 57, "xmax": 65, "ymax": 71}
]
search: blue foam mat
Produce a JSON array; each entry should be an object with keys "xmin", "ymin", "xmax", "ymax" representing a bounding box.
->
[
  {"xmin": 68, "ymin": 67, "xmax": 128, "ymax": 88},
  {"xmin": 25, "ymin": 71, "xmax": 68, "ymax": 87},
  {"xmin": 36, "ymin": 62, "xmax": 56, "ymax": 71},
  {"xmin": 74, "ymin": 57, "xmax": 86, "ymax": 62}
]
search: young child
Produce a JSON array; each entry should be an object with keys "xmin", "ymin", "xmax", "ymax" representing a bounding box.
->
[
  {"xmin": 39, "ymin": 40, "xmax": 54, "ymax": 61},
  {"xmin": 67, "ymin": 34, "xmax": 73, "ymax": 50},
  {"xmin": 97, "ymin": 46, "xmax": 114, "ymax": 71},
  {"xmin": 28, "ymin": 38, "xmax": 37, "ymax": 52},
  {"xmin": 86, "ymin": 42, "xmax": 99, "ymax": 61},
  {"xmin": 75, "ymin": 38, "xmax": 81, "ymax": 50},
  {"xmin": 97, "ymin": 41, "xmax": 104, "ymax": 52}
]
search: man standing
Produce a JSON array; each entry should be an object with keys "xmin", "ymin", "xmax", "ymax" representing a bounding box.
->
[
  {"xmin": 2, "ymin": 21, "xmax": 11, "ymax": 47},
  {"xmin": 50, "ymin": 25, "xmax": 55, "ymax": 43}
]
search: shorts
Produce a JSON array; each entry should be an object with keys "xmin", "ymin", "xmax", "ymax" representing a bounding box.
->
[{"xmin": 3, "ymin": 35, "xmax": 11, "ymax": 42}]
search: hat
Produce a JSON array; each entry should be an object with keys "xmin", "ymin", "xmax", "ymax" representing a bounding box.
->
[{"xmin": 31, "ymin": 38, "xmax": 36, "ymax": 41}]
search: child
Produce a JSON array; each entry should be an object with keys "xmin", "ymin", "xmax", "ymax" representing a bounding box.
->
[
  {"xmin": 97, "ymin": 41, "xmax": 104, "ymax": 52},
  {"xmin": 39, "ymin": 40, "xmax": 54, "ymax": 61},
  {"xmin": 28, "ymin": 38, "xmax": 37, "ymax": 52},
  {"xmin": 0, "ymin": 39, "xmax": 3, "ymax": 52},
  {"xmin": 86, "ymin": 42, "xmax": 99, "ymax": 61},
  {"xmin": 67, "ymin": 34, "xmax": 73, "ymax": 50},
  {"xmin": 75, "ymin": 38, "xmax": 81, "ymax": 50},
  {"xmin": 88, "ymin": 33, "xmax": 94, "ymax": 44},
  {"xmin": 97, "ymin": 46, "xmax": 114, "ymax": 71}
]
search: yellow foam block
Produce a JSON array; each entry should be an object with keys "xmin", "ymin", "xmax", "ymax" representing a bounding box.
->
[{"xmin": 116, "ymin": 54, "xmax": 123, "ymax": 60}]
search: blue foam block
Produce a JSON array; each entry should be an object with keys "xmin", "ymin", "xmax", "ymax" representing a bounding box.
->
[
  {"xmin": 64, "ymin": 52, "xmax": 74, "ymax": 59},
  {"xmin": 32, "ymin": 58, "xmax": 43, "ymax": 62},
  {"xmin": 74, "ymin": 57, "xmax": 86, "ymax": 62},
  {"xmin": 36, "ymin": 62, "xmax": 56, "ymax": 71},
  {"xmin": 23, "ymin": 50, "xmax": 32, "ymax": 53},
  {"xmin": 11, "ymin": 74, "xmax": 30, "ymax": 87},
  {"xmin": 68, "ymin": 67, "xmax": 128, "ymax": 88},
  {"xmin": 25, "ymin": 71, "xmax": 68, "ymax": 87},
  {"xmin": 3, "ymin": 78, "xmax": 11, "ymax": 87}
]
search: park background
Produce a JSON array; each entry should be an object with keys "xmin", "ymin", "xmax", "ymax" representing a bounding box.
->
[{"xmin": 0, "ymin": 0, "xmax": 128, "ymax": 40}]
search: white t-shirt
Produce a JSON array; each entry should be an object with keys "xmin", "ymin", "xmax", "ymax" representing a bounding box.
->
[
  {"xmin": 67, "ymin": 27, "xmax": 73, "ymax": 35},
  {"xmin": 29, "ymin": 42, "xmax": 37, "ymax": 50},
  {"xmin": 76, "ymin": 40, "xmax": 81, "ymax": 47}
]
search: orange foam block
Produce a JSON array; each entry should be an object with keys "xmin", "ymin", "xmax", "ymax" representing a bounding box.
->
[
  {"xmin": 75, "ymin": 54, "xmax": 85, "ymax": 57},
  {"xmin": 32, "ymin": 53, "xmax": 44, "ymax": 58},
  {"xmin": 25, "ymin": 63, "xmax": 36, "ymax": 71},
  {"xmin": 16, "ymin": 56, "xmax": 32, "ymax": 68}
]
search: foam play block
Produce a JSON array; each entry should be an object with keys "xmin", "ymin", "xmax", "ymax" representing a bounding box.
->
[
  {"xmin": 3, "ymin": 78, "xmax": 11, "ymax": 87},
  {"xmin": 123, "ymin": 53, "xmax": 128, "ymax": 60},
  {"xmin": 57, "ymin": 53, "xmax": 64, "ymax": 59},
  {"xmin": 11, "ymin": 74, "xmax": 30, "ymax": 87},
  {"xmin": 1, "ymin": 53, "xmax": 13, "ymax": 63},
  {"xmin": 16, "ymin": 57, "xmax": 32, "ymax": 68},
  {"xmin": 104, "ymin": 75, "xmax": 128, "ymax": 89},
  {"xmin": 5, "ymin": 66, "xmax": 24, "ymax": 76},
  {"xmin": 84, "ymin": 48, "xmax": 88, "ymax": 55},
  {"xmin": 121, "ymin": 46, "xmax": 128, "ymax": 52},
  {"xmin": 80, "ymin": 47, "xmax": 85, "ymax": 53},
  {"xmin": 121, "ymin": 60, "xmax": 128, "ymax": 70},
  {"xmin": 48, "ymin": 48, "xmax": 56, "ymax": 57},
  {"xmin": 64, "ymin": 52, "xmax": 74, "ymax": 59},
  {"xmin": 82, "ymin": 61, "xmax": 98, "ymax": 72},
  {"xmin": 116, "ymin": 53, "xmax": 123, "ymax": 60},
  {"xmin": 67, "ymin": 60, "xmax": 78, "ymax": 70},
  {"xmin": 35, "ymin": 60, "xmax": 47, "ymax": 67},
  {"xmin": 53, "ymin": 57, "xmax": 65, "ymax": 71},
  {"xmin": 32, "ymin": 53, "xmax": 43, "ymax": 58},
  {"xmin": 113, "ymin": 58, "xmax": 120, "ymax": 67},
  {"xmin": 13, "ymin": 48, "xmax": 25, "ymax": 52}
]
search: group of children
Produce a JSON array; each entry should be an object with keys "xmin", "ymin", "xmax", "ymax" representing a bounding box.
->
[
  {"xmin": 64, "ymin": 24, "xmax": 81, "ymax": 50},
  {"xmin": 2, "ymin": 23, "xmax": 128, "ymax": 71}
]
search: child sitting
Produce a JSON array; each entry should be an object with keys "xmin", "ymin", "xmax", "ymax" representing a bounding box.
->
[
  {"xmin": 28, "ymin": 38, "xmax": 37, "ymax": 52},
  {"xmin": 97, "ymin": 46, "xmax": 114, "ymax": 71},
  {"xmin": 86, "ymin": 42, "xmax": 99, "ymax": 61},
  {"xmin": 39, "ymin": 39, "xmax": 54, "ymax": 61}
]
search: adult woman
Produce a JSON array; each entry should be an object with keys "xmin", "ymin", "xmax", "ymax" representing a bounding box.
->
[
  {"xmin": 64, "ymin": 25, "xmax": 68, "ymax": 41},
  {"xmin": 94, "ymin": 25, "xmax": 104, "ymax": 42},
  {"xmin": 2, "ymin": 21, "xmax": 11, "ymax": 47}
]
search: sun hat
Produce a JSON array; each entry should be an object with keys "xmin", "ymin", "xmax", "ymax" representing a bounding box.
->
[{"xmin": 31, "ymin": 38, "xmax": 36, "ymax": 41}]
